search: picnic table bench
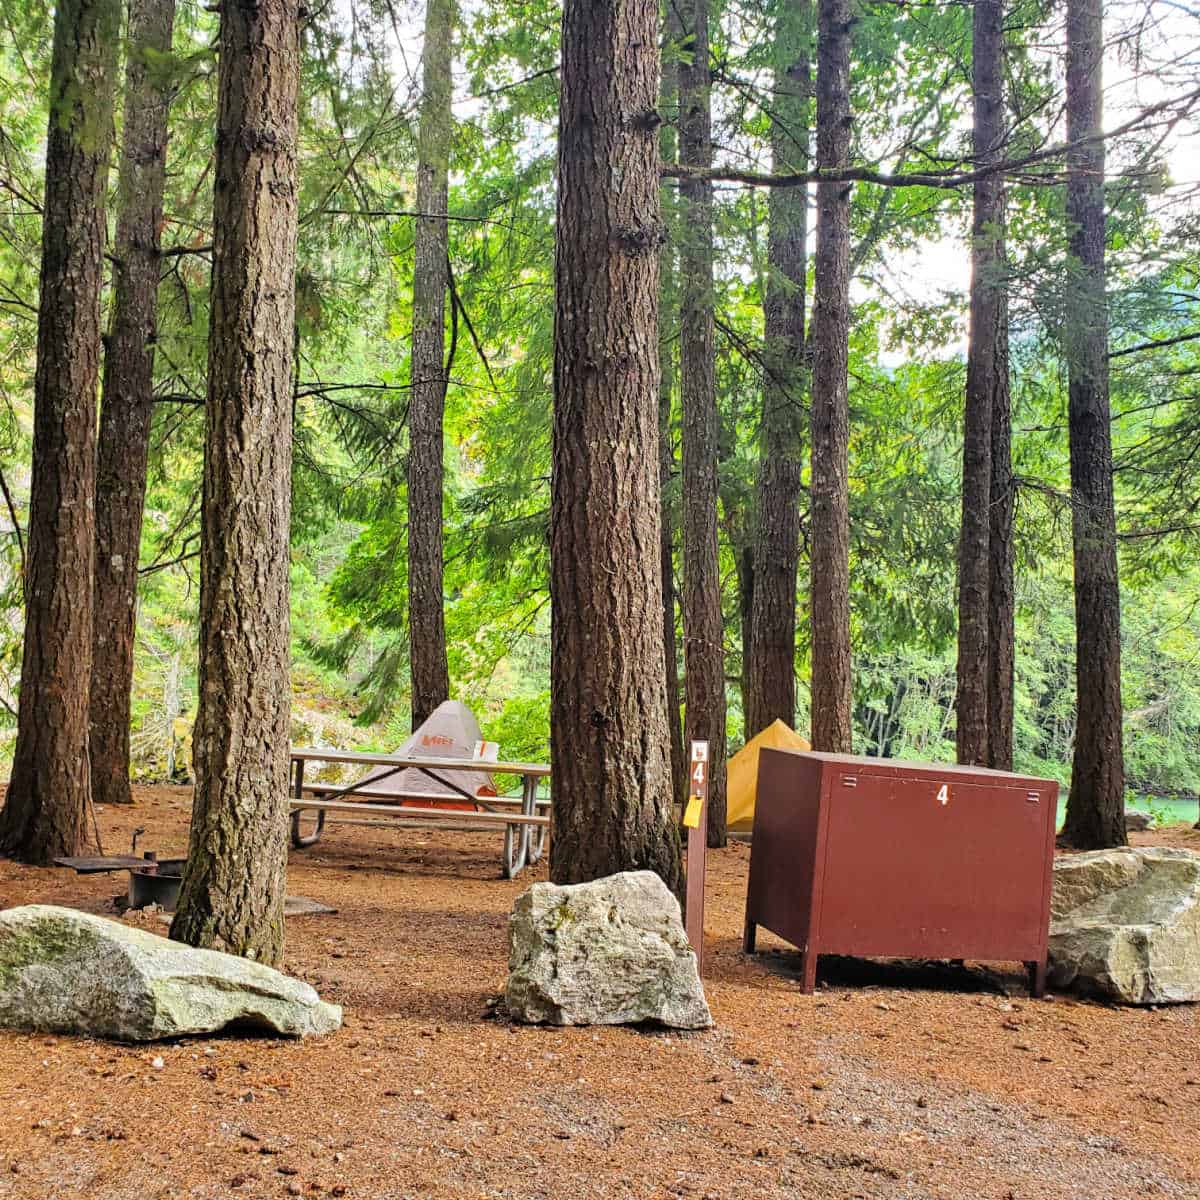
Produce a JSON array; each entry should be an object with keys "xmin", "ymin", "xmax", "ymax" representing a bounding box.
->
[{"xmin": 289, "ymin": 748, "xmax": 551, "ymax": 878}]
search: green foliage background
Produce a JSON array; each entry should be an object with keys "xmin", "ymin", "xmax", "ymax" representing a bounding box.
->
[{"xmin": 0, "ymin": 0, "xmax": 1198, "ymax": 821}]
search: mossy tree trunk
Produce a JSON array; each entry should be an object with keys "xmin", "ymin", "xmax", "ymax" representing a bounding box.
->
[{"xmin": 0, "ymin": 0, "xmax": 120, "ymax": 865}]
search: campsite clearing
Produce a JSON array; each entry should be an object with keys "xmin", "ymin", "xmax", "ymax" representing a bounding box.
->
[
  {"xmin": 1, "ymin": 785, "xmax": 1199, "ymax": 1200},
  {"xmin": 288, "ymin": 701, "xmax": 550, "ymax": 877},
  {"xmin": 289, "ymin": 748, "xmax": 549, "ymax": 877}
]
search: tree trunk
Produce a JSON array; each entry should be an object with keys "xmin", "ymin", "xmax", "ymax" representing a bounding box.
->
[
  {"xmin": 90, "ymin": 0, "xmax": 178, "ymax": 809},
  {"xmin": 808, "ymin": 0, "xmax": 853, "ymax": 753},
  {"xmin": 549, "ymin": 0, "xmax": 681, "ymax": 891},
  {"xmin": 660, "ymin": 10, "xmax": 686, "ymax": 808},
  {"xmin": 956, "ymin": 0, "xmax": 1008, "ymax": 768},
  {"xmin": 1060, "ymin": 0, "xmax": 1125, "ymax": 849},
  {"xmin": 987, "ymin": 325, "xmax": 1015, "ymax": 771},
  {"xmin": 747, "ymin": 0, "xmax": 811, "ymax": 739},
  {"xmin": 170, "ymin": 0, "xmax": 301, "ymax": 962},
  {"xmin": 678, "ymin": 0, "xmax": 728, "ymax": 847},
  {"xmin": 737, "ymin": 543, "xmax": 754, "ymax": 737},
  {"xmin": 0, "ymin": 0, "xmax": 120, "ymax": 865},
  {"xmin": 660, "ymin": 366, "xmax": 686, "ymax": 809},
  {"xmin": 407, "ymin": 0, "xmax": 453, "ymax": 732}
]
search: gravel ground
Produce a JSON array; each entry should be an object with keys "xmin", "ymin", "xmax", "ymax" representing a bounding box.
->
[{"xmin": 1, "ymin": 785, "xmax": 1198, "ymax": 1200}]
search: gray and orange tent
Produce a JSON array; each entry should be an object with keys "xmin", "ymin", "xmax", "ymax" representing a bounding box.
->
[{"xmin": 348, "ymin": 699, "xmax": 498, "ymax": 810}]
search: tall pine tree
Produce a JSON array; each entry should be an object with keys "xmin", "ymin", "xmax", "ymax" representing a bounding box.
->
[
  {"xmin": 808, "ymin": 0, "xmax": 853, "ymax": 753},
  {"xmin": 549, "ymin": 0, "xmax": 681, "ymax": 890},
  {"xmin": 171, "ymin": 0, "xmax": 302, "ymax": 961},
  {"xmin": 0, "ymin": 0, "xmax": 120, "ymax": 863},
  {"xmin": 91, "ymin": 0, "xmax": 178, "ymax": 808},
  {"xmin": 956, "ymin": 0, "xmax": 1010, "ymax": 768},
  {"xmin": 748, "ymin": 0, "xmax": 812, "ymax": 738},
  {"xmin": 407, "ymin": 0, "xmax": 454, "ymax": 731},
  {"xmin": 678, "ymin": 0, "xmax": 728, "ymax": 845},
  {"xmin": 1060, "ymin": 0, "xmax": 1125, "ymax": 848},
  {"xmin": 660, "ymin": 2, "xmax": 686, "ymax": 806}
]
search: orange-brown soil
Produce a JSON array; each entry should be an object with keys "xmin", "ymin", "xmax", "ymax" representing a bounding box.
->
[{"xmin": 1, "ymin": 785, "xmax": 1198, "ymax": 1199}]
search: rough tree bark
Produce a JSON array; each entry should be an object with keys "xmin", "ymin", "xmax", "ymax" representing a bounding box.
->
[
  {"xmin": 956, "ymin": 0, "xmax": 1009, "ymax": 767},
  {"xmin": 808, "ymin": 0, "xmax": 853, "ymax": 753},
  {"xmin": 1060, "ymin": 0, "xmax": 1126, "ymax": 849},
  {"xmin": 659, "ymin": 364, "xmax": 686, "ymax": 809},
  {"xmin": 407, "ymin": 0, "xmax": 453, "ymax": 731},
  {"xmin": 170, "ymin": 0, "xmax": 301, "ymax": 961},
  {"xmin": 549, "ymin": 0, "xmax": 681, "ymax": 891},
  {"xmin": 660, "ymin": 7, "xmax": 686, "ymax": 807},
  {"xmin": 678, "ymin": 0, "xmax": 728, "ymax": 847},
  {"xmin": 90, "ymin": 0, "xmax": 178, "ymax": 808},
  {"xmin": 747, "ymin": 0, "xmax": 811, "ymax": 739},
  {"xmin": 0, "ymin": 0, "xmax": 120, "ymax": 864},
  {"xmin": 736, "ymin": 543, "xmax": 754, "ymax": 732},
  {"xmin": 987, "ymin": 310, "xmax": 1015, "ymax": 771}
]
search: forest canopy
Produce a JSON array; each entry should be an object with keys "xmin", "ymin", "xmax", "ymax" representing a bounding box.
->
[{"xmin": 0, "ymin": 0, "xmax": 1198, "ymax": 821}]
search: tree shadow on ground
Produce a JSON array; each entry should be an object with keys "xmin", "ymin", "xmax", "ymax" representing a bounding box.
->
[
  {"xmin": 750, "ymin": 948, "xmax": 1031, "ymax": 996},
  {"xmin": 288, "ymin": 844, "xmax": 519, "ymax": 883}
]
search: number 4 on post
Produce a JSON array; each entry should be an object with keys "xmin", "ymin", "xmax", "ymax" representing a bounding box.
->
[{"xmin": 685, "ymin": 740, "xmax": 709, "ymax": 973}]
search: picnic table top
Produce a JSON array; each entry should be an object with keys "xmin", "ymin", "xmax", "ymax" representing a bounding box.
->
[{"xmin": 290, "ymin": 747, "xmax": 551, "ymax": 777}]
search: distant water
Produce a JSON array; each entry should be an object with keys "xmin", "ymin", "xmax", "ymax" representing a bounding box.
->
[{"xmin": 1054, "ymin": 796, "xmax": 1197, "ymax": 830}]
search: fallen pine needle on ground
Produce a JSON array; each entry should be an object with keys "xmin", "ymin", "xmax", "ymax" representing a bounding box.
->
[{"xmin": 1, "ymin": 784, "xmax": 1198, "ymax": 1200}]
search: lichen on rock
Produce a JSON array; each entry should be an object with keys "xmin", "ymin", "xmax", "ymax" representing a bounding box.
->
[
  {"xmin": 0, "ymin": 904, "xmax": 342, "ymax": 1040},
  {"xmin": 1048, "ymin": 847, "xmax": 1200, "ymax": 1004},
  {"xmin": 504, "ymin": 871, "xmax": 712, "ymax": 1029}
]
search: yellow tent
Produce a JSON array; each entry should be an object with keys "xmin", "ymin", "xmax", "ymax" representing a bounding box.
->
[{"xmin": 727, "ymin": 719, "xmax": 812, "ymax": 832}]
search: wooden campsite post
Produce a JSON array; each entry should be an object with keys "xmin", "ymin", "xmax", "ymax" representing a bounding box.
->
[{"xmin": 684, "ymin": 740, "xmax": 709, "ymax": 973}]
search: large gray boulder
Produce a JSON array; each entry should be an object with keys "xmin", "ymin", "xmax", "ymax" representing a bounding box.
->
[
  {"xmin": 1048, "ymin": 848, "xmax": 1200, "ymax": 1004},
  {"xmin": 505, "ymin": 871, "xmax": 712, "ymax": 1028},
  {"xmin": 0, "ymin": 904, "xmax": 342, "ymax": 1040}
]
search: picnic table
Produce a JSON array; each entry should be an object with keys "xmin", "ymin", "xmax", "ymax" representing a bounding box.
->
[{"xmin": 289, "ymin": 747, "xmax": 551, "ymax": 878}]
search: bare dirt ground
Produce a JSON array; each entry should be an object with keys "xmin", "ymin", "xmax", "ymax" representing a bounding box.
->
[{"xmin": 2, "ymin": 784, "xmax": 1199, "ymax": 1200}]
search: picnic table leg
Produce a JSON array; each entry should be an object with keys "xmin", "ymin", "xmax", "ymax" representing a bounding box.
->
[
  {"xmin": 521, "ymin": 773, "xmax": 544, "ymax": 865},
  {"xmin": 503, "ymin": 816, "xmax": 528, "ymax": 880},
  {"xmin": 501, "ymin": 774, "xmax": 538, "ymax": 879},
  {"xmin": 289, "ymin": 758, "xmax": 325, "ymax": 849}
]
